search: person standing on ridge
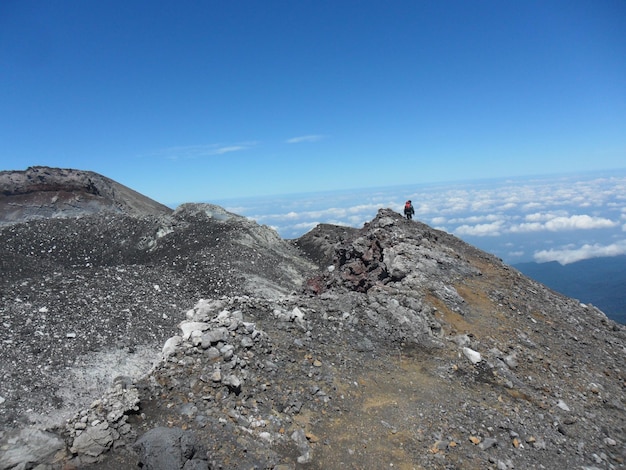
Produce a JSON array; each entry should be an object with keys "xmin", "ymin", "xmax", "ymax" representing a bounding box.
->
[{"xmin": 404, "ymin": 200, "xmax": 415, "ymax": 220}]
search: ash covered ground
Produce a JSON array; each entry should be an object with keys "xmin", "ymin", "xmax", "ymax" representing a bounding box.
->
[{"xmin": 0, "ymin": 168, "xmax": 625, "ymax": 470}]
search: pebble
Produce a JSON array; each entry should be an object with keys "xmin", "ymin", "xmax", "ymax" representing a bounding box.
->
[
  {"xmin": 462, "ymin": 347, "xmax": 482, "ymax": 364},
  {"xmin": 557, "ymin": 400, "xmax": 570, "ymax": 412},
  {"xmin": 479, "ymin": 437, "xmax": 498, "ymax": 450}
]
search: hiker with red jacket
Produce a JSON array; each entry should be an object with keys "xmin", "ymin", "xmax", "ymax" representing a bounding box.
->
[{"xmin": 404, "ymin": 200, "xmax": 415, "ymax": 220}]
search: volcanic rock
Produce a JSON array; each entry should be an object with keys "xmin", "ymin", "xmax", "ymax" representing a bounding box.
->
[
  {"xmin": 0, "ymin": 168, "xmax": 625, "ymax": 470},
  {"xmin": 0, "ymin": 166, "xmax": 172, "ymax": 224}
]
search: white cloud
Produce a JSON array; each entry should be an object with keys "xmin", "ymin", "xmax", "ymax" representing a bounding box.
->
[
  {"xmin": 454, "ymin": 221, "xmax": 504, "ymax": 237},
  {"xmin": 154, "ymin": 142, "xmax": 256, "ymax": 160},
  {"xmin": 253, "ymin": 202, "xmax": 386, "ymax": 224},
  {"xmin": 510, "ymin": 214, "xmax": 618, "ymax": 233},
  {"xmin": 544, "ymin": 215, "xmax": 617, "ymax": 231},
  {"xmin": 285, "ymin": 134, "xmax": 326, "ymax": 144},
  {"xmin": 213, "ymin": 145, "xmax": 250, "ymax": 155},
  {"xmin": 500, "ymin": 202, "xmax": 517, "ymax": 210},
  {"xmin": 430, "ymin": 217, "xmax": 447, "ymax": 225},
  {"xmin": 524, "ymin": 212, "xmax": 564, "ymax": 222},
  {"xmin": 533, "ymin": 240, "xmax": 626, "ymax": 265},
  {"xmin": 509, "ymin": 222, "xmax": 544, "ymax": 233},
  {"xmin": 522, "ymin": 202, "xmax": 544, "ymax": 211},
  {"xmin": 449, "ymin": 214, "xmax": 501, "ymax": 224}
]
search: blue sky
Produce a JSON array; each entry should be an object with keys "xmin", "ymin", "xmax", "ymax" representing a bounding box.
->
[{"xmin": 1, "ymin": 1, "xmax": 625, "ymax": 204}]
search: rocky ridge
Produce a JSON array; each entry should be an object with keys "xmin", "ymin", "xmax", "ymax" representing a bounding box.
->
[
  {"xmin": 0, "ymin": 169, "xmax": 624, "ymax": 469},
  {"xmin": 0, "ymin": 166, "xmax": 172, "ymax": 224}
]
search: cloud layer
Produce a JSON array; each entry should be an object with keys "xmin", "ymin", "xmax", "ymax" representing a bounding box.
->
[
  {"xmin": 534, "ymin": 241, "xmax": 626, "ymax": 265},
  {"xmin": 215, "ymin": 171, "xmax": 626, "ymax": 265}
]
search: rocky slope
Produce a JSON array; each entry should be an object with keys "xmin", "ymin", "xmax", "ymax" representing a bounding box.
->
[
  {"xmin": 0, "ymin": 170, "xmax": 624, "ymax": 470},
  {"xmin": 0, "ymin": 166, "xmax": 172, "ymax": 224}
]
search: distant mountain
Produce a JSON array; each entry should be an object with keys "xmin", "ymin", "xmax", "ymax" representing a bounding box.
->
[
  {"xmin": 514, "ymin": 255, "xmax": 626, "ymax": 324},
  {"xmin": 0, "ymin": 166, "xmax": 172, "ymax": 224}
]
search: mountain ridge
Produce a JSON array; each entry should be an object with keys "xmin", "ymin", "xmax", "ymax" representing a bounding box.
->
[
  {"xmin": 514, "ymin": 256, "xmax": 626, "ymax": 324},
  {"xmin": 0, "ymin": 168, "xmax": 624, "ymax": 469}
]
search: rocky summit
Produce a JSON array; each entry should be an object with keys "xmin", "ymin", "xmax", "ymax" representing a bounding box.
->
[
  {"xmin": 0, "ymin": 166, "xmax": 172, "ymax": 225},
  {"xmin": 0, "ymin": 168, "xmax": 624, "ymax": 470}
]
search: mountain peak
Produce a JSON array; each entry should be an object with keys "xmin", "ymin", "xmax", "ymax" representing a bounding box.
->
[{"xmin": 0, "ymin": 166, "xmax": 172, "ymax": 224}]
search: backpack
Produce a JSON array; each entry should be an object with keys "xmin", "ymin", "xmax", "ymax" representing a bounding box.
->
[{"xmin": 404, "ymin": 201, "xmax": 412, "ymax": 212}]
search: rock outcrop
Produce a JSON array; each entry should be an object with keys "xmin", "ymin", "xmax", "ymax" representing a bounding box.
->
[{"xmin": 0, "ymin": 169, "xmax": 624, "ymax": 470}]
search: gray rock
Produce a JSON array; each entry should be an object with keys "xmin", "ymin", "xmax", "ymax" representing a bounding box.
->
[
  {"xmin": 183, "ymin": 460, "xmax": 210, "ymax": 470},
  {"xmin": 222, "ymin": 374, "xmax": 242, "ymax": 393},
  {"xmin": 0, "ymin": 429, "xmax": 64, "ymax": 470},
  {"xmin": 134, "ymin": 427, "xmax": 206, "ymax": 470},
  {"xmin": 70, "ymin": 422, "xmax": 116, "ymax": 459},
  {"xmin": 451, "ymin": 334, "xmax": 471, "ymax": 347},
  {"xmin": 355, "ymin": 337, "xmax": 374, "ymax": 352},
  {"xmin": 200, "ymin": 328, "xmax": 229, "ymax": 347},
  {"xmin": 479, "ymin": 437, "xmax": 498, "ymax": 450},
  {"xmin": 504, "ymin": 352, "xmax": 518, "ymax": 369},
  {"xmin": 291, "ymin": 428, "xmax": 312, "ymax": 464}
]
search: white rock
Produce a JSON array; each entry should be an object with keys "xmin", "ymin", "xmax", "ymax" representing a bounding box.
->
[
  {"xmin": 162, "ymin": 335, "xmax": 182, "ymax": 359},
  {"xmin": 179, "ymin": 321, "xmax": 210, "ymax": 340},
  {"xmin": 216, "ymin": 310, "xmax": 231, "ymax": 322},
  {"xmin": 504, "ymin": 353, "xmax": 518, "ymax": 369},
  {"xmin": 190, "ymin": 330, "xmax": 203, "ymax": 346},
  {"xmin": 556, "ymin": 399, "xmax": 570, "ymax": 411},
  {"xmin": 231, "ymin": 310, "xmax": 243, "ymax": 321},
  {"xmin": 462, "ymin": 347, "xmax": 482, "ymax": 364},
  {"xmin": 451, "ymin": 334, "xmax": 471, "ymax": 347},
  {"xmin": 202, "ymin": 328, "xmax": 229, "ymax": 346},
  {"xmin": 223, "ymin": 374, "xmax": 241, "ymax": 389},
  {"xmin": 291, "ymin": 307, "xmax": 304, "ymax": 320}
]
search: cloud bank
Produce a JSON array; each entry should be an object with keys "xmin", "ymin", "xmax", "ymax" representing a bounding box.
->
[
  {"xmin": 215, "ymin": 171, "xmax": 626, "ymax": 265},
  {"xmin": 534, "ymin": 241, "xmax": 626, "ymax": 265}
]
